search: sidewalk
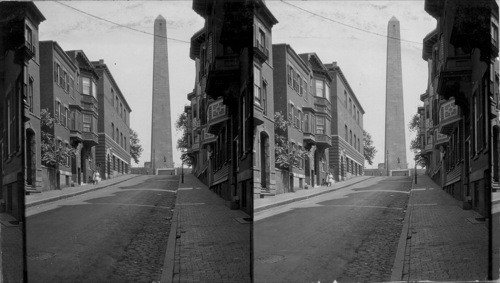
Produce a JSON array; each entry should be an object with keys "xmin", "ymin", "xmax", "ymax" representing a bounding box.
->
[
  {"xmin": 25, "ymin": 174, "xmax": 140, "ymax": 208},
  {"xmin": 161, "ymin": 173, "xmax": 250, "ymax": 283},
  {"xmin": 391, "ymin": 174, "xmax": 488, "ymax": 281},
  {"xmin": 254, "ymin": 176, "xmax": 372, "ymax": 212}
]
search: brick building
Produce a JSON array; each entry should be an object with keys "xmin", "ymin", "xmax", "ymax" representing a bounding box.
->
[
  {"xmin": 271, "ymin": 43, "xmax": 315, "ymax": 194},
  {"xmin": 39, "ymin": 41, "xmax": 84, "ymax": 189},
  {"xmin": 299, "ymin": 53, "xmax": 333, "ymax": 186},
  {"xmin": 420, "ymin": 0, "xmax": 499, "ymax": 217},
  {"xmin": 92, "ymin": 60, "xmax": 132, "ymax": 180},
  {"xmin": 326, "ymin": 62, "xmax": 365, "ymax": 181},
  {"xmin": 65, "ymin": 50, "xmax": 99, "ymax": 185},
  {"xmin": 253, "ymin": 2, "xmax": 278, "ymax": 197},
  {"xmin": 1, "ymin": 1, "xmax": 44, "ymax": 221},
  {"xmin": 190, "ymin": 0, "xmax": 255, "ymax": 213}
]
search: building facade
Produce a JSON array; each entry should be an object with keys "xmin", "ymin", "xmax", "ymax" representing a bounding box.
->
[
  {"xmin": 92, "ymin": 60, "xmax": 132, "ymax": 180},
  {"xmin": 39, "ymin": 41, "xmax": 82, "ymax": 190},
  {"xmin": 420, "ymin": 0, "xmax": 499, "ymax": 217},
  {"xmin": 299, "ymin": 53, "xmax": 333, "ymax": 186},
  {"xmin": 190, "ymin": 0, "xmax": 255, "ymax": 213},
  {"xmin": 253, "ymin": 2, "xmax": 278, "ymax": 197},
  {"xmin": 326, "ymin": 62, "xmax": 365, "ymax": 181},
  {"xmin": 65, "ymin": 50, "xmax": 99, "ymax": 185},
  {"xmin": 271, "ymin": 43, "xmax": 315, "ymax": 194}
]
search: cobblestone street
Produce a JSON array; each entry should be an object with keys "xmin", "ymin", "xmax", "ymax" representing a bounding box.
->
[
  {"xmin": 254, "ymin": 177, "xmax": 410, "ymax": 282},
  {"xmin": 170, "ymin": 174, "xmax": 251, "ymax": 283},
  {"xmin": 399, "ymin": 175, "xmax": 488, "ymax": 281},
  {"xmin": 26, "ymin": 175, "xmax": 178, "ymax": 282}
]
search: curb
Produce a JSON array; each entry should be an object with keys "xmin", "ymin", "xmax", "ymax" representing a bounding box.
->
[
  {"xmin": 391, "ymin": 177, "xmax": 415, "ymax": 281},
  {"xmin": 254, "ymin": 176, "xmax": 373, "ymax": 213},
  {"xmin": 25, "ymin": 175, "xmax": 141, "ymax": 208},
  {"xmin": 160, "ymin": 175, "xmax": 182, "ymax": 283}
]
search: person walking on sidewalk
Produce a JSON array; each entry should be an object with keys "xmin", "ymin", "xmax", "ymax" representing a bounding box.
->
[{"xmin": 327, "ymin": 172, "xmax": 334, "ymax": 187}]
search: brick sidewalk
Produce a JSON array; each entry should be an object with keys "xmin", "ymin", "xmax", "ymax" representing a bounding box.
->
[
  {"xmin": 254, "ymin": 176, "xmax": 372, "ymax": 212},
  {"xmin": 25, "ymin": 174, "xmax": 139, "ymax": 207},
  {"xmin": 394, "ymin": 174, "xmax": 488, "ymax": 281},
  {"xmin": 166, "ymin": 174, "xmax": 250, "ymax": 283}
]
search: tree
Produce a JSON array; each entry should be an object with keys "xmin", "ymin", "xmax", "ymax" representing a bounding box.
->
[
  {"xmin": 129, "ymin": 128, "xmax": 143, "ymax": 164},
  {"xmin": 409, "ymin": 113, "xmax": 428, "ymax": 167},
  {"xmin": 175, "ymin": 111, "xmax": 193, "ymax": 167},
  {"xmin": 363, "ymin": 129, "xmax": 377, "ymax": 165},
  {"xmin": 274, "ymin": 112, "xmax": 308, "ymax": 170},
  {"xmin": 40, "ymin": 109, "xmax": 75, "ymax": 167}
]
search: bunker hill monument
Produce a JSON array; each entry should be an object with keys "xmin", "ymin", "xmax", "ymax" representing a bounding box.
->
[
  {"xmin": 384, "ymin": 16, "xmax": 407, "ymax": 173},
  {"xmin": 151, "ymin": 15, "xmax": 174, "ymax": 174}
]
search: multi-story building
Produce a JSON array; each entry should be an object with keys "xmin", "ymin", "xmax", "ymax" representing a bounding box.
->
[
  {"xmin": 191, "ymin": 0, "xmax": 254, "ymax": 213},
  {"xmin": 420, "ymin": 0, "xmax": 499, "ymax": 217},
  {"xmin": 65, "ymin": 50, "xmax": 99, "ymax": 185},
  {"xmin": 326, "ymin": 62, "xmax": 365, "ymax": 181},
  {"xmin": 92, "ymin": 60, "xmax": 132, "ymax": 179},
  {"xmin": 253, "ymin": 2, "xmax": 278, "ymax": 197},
  {"xmin": 40, "ymin": 41, "xmax": 83, "ymax": 190},
  {"xmin": 271, "ymin": 43, "xmax": 314, "ymax": 194},
  {"xmin": 299, "ymin": 53, "xmax": 333, "ymax": 186},
  {"xmin": 1, "ymin": 1, "xmax": 44, "ymax": 221}
]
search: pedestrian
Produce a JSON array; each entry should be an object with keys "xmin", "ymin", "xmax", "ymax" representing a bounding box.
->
[{"xmin": 328, "ymin": 172, "xmax": 334, "ymax": 186}]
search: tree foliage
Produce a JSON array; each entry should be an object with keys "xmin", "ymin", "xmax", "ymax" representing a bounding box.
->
[
  {"xmin": 129, "ymin": 128, "xmax": 143, "ymax": 164},
  {"xmin": 175, "ymin": 111, "xmax": 193, "ymax": 167},
  {"xmin": 409, "ymin": 113, "xmax": 428, "ymax": 167},
  {"xmin": 363, "ymin": 130, "xmax": 377, "ymax": 165},
  {"xmin": 274, "ymin": 112, "xmax": 309, "ymax": 170},
  {"xmin": 40, "ymin": 109, "xmax": 75, "ymax": 167}
]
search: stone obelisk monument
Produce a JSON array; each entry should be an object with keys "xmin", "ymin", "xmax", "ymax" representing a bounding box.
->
[
  {"xmin": 151, "ymin": 15, "xmax": 174, "ymax": 173},
  {"xmin": 384, "ymin": 16, "xmax": 407, "ymax": 174}
]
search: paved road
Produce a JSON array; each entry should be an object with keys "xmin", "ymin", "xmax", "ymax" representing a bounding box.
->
[
  {"xmin": 254, "ymin": 176, "xmax": 411, "ymax": 283},
  {"xmin": 26, "ymin": 175, "xmax": 178, "ymax": 283}
]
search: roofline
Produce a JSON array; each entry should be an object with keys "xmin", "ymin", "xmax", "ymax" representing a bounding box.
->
[
  {"xmin": 40, "ymin": 41, "xmax": 78, "ymax": 73},
  {"xmin": 91, "ymin": 61, "xmax": 132, "ymax": 112},
  {"xmin": 325, "ymin": 64, "xmax": 365, "ymax": 114}
]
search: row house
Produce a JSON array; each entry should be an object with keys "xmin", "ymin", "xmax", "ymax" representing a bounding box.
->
[
  {"xmin": 92, "ymin": 60, "xmax": 132, "ymax": 180},
  {"xmin": 421, "ymin": 0, "xmax": 499, "ymax": 217},
  {"xmin": 253, "ymin": 2, "xmax": 278, "ymax": 197},
  {"xmin": 190, "ymin": 0, "xmax": 255, "ymax": 214},
  {"xmin": 1, "ymin": 1, "xmax": 44, "ymax": 223},
  {"xmin": 65, "ymin": 50, "xmax": 99, "ymax": 185},
  {"xmin": 271, "ymin": 44, "xmax": 315, "ymax": 194},
  {"xmin": 299, "ymin": 53, "xmax": 333, "ymax": 186},
  {"xmin": 40, "ymin": 41, "xmax": 78, "ymax": 189},
  {"xmin": 326, "ymin": 62, "xmax": 365, "ymax": 182}
]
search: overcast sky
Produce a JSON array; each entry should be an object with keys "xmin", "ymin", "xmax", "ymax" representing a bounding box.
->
[{"xmin": 35, "ymin": 1, "xmax": 437, "ymax": 168}]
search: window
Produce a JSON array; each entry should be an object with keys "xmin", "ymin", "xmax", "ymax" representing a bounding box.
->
[
  {"xmin": 92, "ymin": 81, "xmax": 97, "ymax": 98},
  {"xmin": 315, "ymin": 79, "xmax": 324, "ymax": 98},
  {"xmin": 316, "ymin": 117, "xmax": 325, "ymax": 134},
  {"xmin": 54, "ymin": 63, "xmax": 59, "ymax": 83},
  {"xmin": 27, "ymin": 78, "xmax": 34, "ymax": 112},
  {"xmin": 298, "ymin": 110, "xmax": 303, "ymax": 131},
  {"xmin": 83, "ymin": 114, "xmax": 91, "ymax": 132},
  {"xmin": 59, "ymin": 68, "xmax": 64, "ymax": 86},
  {"xmin": 254, "ymin": 65, "xmax": 261, "ymax": 105},
  {"xmin": 64, "ymin": 71, "xmax": 68, "ymax": 92},
  {"xmin": 69, "ymin": 76, "xmax": 74, "ymax": 96},
  {"xmin": 25, "ymin": 25, "xmax": 32, "ymax": 48},
  {"xmin": 61, "ymin": 106, "xmax": 67, "ymax": 127},
  {"xmin": 82, "ymin": 77, "xmax": 91, "ymax": 95},
  {"xmin": 55, "ymin": 101, "xmax": 60, "ymax": 123},
  {"xmin": 262, "ymin": 81, "xmax": 267, "ymax": 115}
]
